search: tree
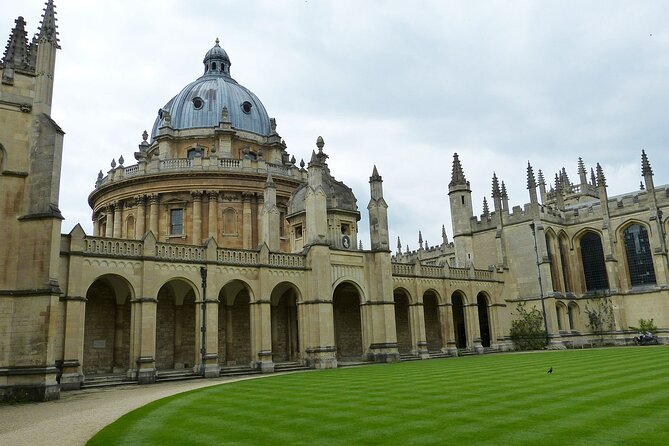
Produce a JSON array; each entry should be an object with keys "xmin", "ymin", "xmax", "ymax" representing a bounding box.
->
[
  {"xmin": 629, "ymin": 318, "xmax": 657, "ymax": 334},
  {"xmin": 585, "ymin": 298, "xmax": 615, "ymax": 345},
  {"xmin": 510, "ymin": 302, "xmax": 547, "ymax": 350}
]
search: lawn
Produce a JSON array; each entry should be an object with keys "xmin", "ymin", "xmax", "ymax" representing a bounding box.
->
[{"xmin": 88, "ymin": 347, "xmax": 669, "ymax": 445}]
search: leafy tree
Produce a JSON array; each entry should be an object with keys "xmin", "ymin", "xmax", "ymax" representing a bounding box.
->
[
  {"xmin": 629, "ymin": 318, "xmax": 657, "ymax": 334},
  {"xmin": 585, "ymin": 298, "xmax": 615, "ymax": 344},
  {"xmin": 510, "ymin": 302, "xmax": 547, "ymax": 350}
]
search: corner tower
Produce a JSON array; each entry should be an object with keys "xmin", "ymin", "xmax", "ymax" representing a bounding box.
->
[{"xmin": 448, "ymin": 153, "xmax": 474, "ymax": 267}]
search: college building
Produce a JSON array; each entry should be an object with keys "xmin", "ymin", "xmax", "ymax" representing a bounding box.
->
[{"xmin": 2, "ymin": 1, "xmax": 668, "ymax": 401}]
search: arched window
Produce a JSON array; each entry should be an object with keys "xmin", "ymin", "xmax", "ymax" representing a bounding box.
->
[
  {"xmin": 580, "ymin": 232, "xmax": 609, "ymax": 291},
  {"xmin": 567, "ymin": 303, "xmax": 578, "ymax": 331},
  {"xmin": 558, "ymin": 234, "xmax": 573, "ymax": 292},
  {"xmin": 546, "ymin": 233, "xmax": 561, "ymax": 292},
  {"xmin": 623, "ymin": 224, "xmax": 656, "ymax": 286}
]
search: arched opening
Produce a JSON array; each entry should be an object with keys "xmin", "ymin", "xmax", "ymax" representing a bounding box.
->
[
  {"xmin": 270, "ymin": 282, "xmax": 300, "ymax": 363},
  {"xmin": 556, "ymin": 302, "xmax": 568, "ymax": 331},
  {"xmin": 393, "ymin": 288, "xmax": 412, "ymax": 354},
  {"xmin": 568, "ymin": 302, "xmax": 579, "ymax": 331},
  {"xmin": 623, "ymin": 224, "xmax": 656, "ymax": 287},
  {"xmin": 218, "ymin": 280, "xmax": 253, "ymax": 366},
  {"xmin": 423, "ymin": 291, "xmax": 442, "ymax": 352},
  {"xmin": 451, "ymin": 292, "xmax": 467, "ymax": 349},
  {"xmin": 333, "ymin": 282, "xmax": 363, "ymax": 361},
  {"xmin": 579, "ymin": 231, "xmax": 609, "ymax": 292},
  {"xmin": 83, "ymin": 275, "xmax": 132, "ymax": 376},
  {"xmin": 546, "ymin": 231, "xmax": 562, "ymax": 292},
  {"xmin": 558, "ymin": 233, "xmax": 573, "ymax": 292},
  {"xmin": 476, "ymin": 293, "xmax": 491, "ymax": 348},
  {"xmin": 156, "ymin": 280, "xmax": 197, "ymax": 371}
]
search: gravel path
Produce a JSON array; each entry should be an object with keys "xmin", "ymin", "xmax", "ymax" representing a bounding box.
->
[{"xmin": 0, "ymin": 376, "xmax": 263, "ymax": 446}]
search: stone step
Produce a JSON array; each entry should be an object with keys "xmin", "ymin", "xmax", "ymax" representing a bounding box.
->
[
  {"xmin": 220, "ymin": 366, "xmax": 262, "ymax": 377},
  {"xmin": 274, "ymin": 362, "xmax": 309, "ymax": 372},
  {"xmin": 399, "ymin": 354, "xmax": 421, "ymax": 362}
]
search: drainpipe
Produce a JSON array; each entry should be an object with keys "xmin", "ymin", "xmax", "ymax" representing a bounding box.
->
[{"xmin": 200, "ymin": 266, "xmax": 208, "ymax": 376}]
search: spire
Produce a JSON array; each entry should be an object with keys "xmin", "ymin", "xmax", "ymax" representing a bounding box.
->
[
  {"xmin": 397, "ymin": 236, "xmax": 402, "ymax": 254},
  {"xmin": 2, "ymin": 16, "xmax": 30, "ymax": 75},
  {"xmin": 577, "ymin": 157, "xmax": 586, "ymax": 177},
  {"xmin": 418, "ymin": 231, "xmax": 423, "ymax": 249},
  {"xmin": 449, "ymin": 153, "xmax": 467, "ymax": 187},
  {"xmin": 370, "ymin": 165, "xmax": 381, "ymax": 181},
  {"xmin": 491, "ymin": 172, "xmax": 501, "ymax": 198},
  {"xmin": 560, "ymin": 167, "xmax": 570, "ymax": 189},
  {"xmin": 482, "ymin": 197, "xmax": 490, "ymax": 216},
  {"xmin": 441, "ymin": 224, "xmax": 448, "ymax": 245},
  {"xmin": 641, "ymin": 150, "xmax": 653, "ymax": 177},
  {"xmin": 590, "ymin": 167, "xmax": 596, "ymax": 186},
  {"xmin": 37, "ymin": 1, "xmax": 60, "ymax": 48},
  {"xmin": 596, "ymin": 163, "xmax": 607, "ymax": 188},
  {"xmin": 526, "ymin": 162, "xmax": 536, "ymax": 189},
  {"xmin": 537, "ymin": 169, "xmax": 545, "ymax": 186},
  {"xmin": 501, "ymin": 181, "xmax": 509, "ymax": 212}
]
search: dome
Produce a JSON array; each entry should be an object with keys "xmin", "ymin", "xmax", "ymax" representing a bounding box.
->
[{"xmin": 150, "ymin": 39, "xmax": 271, "ymax": 139}]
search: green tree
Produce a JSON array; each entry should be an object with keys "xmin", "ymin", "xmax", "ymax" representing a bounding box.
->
[
  {"xmin": 509, "ymin": 302, "xmax": 547, "ymax": 350},
  {"xmin": 629, "ymin": 318, "xmax": 657, "ymax": 334},
  {"xmin": 585, "ymin": 298, "xmax": 615, "ymax": 345}
]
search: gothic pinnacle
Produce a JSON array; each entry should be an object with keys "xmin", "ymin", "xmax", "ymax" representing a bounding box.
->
[
  {"xmin": 641, "ymin": 150, "xmax": 653, "ymax": 177},
  {"xmin": 491, "ymin": 172, "xmax": 500, "ymax": 198},
  {"xmin": 596, "ymin": 163, "xmax": 607, "ymax": 188},
  {"xmin": 527, "ymin": 162, "xmax": 536, "ymax": 190},
  {"xmin": 449, "ymin": 153, "xmax": 467, "ymax": 187},
  {"xmin": 37, "ymin": 0, "xmax": 60, "ymax": 48}
]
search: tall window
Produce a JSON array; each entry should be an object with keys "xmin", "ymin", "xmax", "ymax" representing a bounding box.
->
[
  {"xmin": 546, "ymin": 233, "xmax": 561, "ymax": 292},
  {"xmin": 559, "ymin": 234, "xmax": 573, "ymax": 292},
  {"xmin": 170, "ymin": 209, "xmax": 184, "ymax": 235},
  {"xmin": 580, "ymin": 232, "xmax": 609, "ymax": 291},
  {"xmin": 624, "ymin": 224, "xmax": 656, "ymax": 286}
]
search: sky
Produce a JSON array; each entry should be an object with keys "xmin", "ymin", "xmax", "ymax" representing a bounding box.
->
[{"xmin": 3, "ymin": 0, "xmax": 668, "ymax": 251}]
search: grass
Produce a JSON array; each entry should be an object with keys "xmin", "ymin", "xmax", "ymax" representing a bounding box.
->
[{"xmin": 88, "ymin": 347, "xmax": 669, "ymax": 445}]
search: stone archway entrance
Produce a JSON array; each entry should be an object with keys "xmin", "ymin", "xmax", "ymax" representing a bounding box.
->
[
  {"xmin": 452, "ymin": 292, "xmax": 467, "ymax": 349},
  {"xmin": 477, "ymin": 293, "xmax": 491, "ymax": 348},
  {"xmin": 333, "ymin": 282, "xmax": 363, "ymax": 361},
  {"xmin": 270, "ymin": 283, "xmax": 300, "ymax": 362},
  {"xmin": 156, "ymin": 280, "xmax": 197, "ymax": 371},
  {"xmin": 218, "ymin": 280, "xmax": 253, "ymax": 366},
  {"xmin": 393, "ymin": 289, "xmax": 412, "ymax": 354},
  {"xmin": 423, "ymin": 291, "xmax": 443, "ymax": 352},
  {"xmin": 83, "ymin": 275, "xmax": 132, "ymax": 375}
]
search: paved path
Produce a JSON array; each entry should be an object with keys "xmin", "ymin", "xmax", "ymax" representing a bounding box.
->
[{"xmin": 0, "ymin": 376, "xmax": 262, "ymax": 446}]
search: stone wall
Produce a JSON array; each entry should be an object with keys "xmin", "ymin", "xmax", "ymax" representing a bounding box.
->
[
  {"xmin": 333, "ymin": 292, "xmax": 362, "ymax": 360},
  {"xmin": 423, "ymin": 295, "xmax": 442, "ymax": 351},
  {"xmin": 394, "ymin": 296, "xmax": 411, "ymax": 354}
]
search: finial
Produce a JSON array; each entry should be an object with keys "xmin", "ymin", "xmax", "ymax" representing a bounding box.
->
[
  {"xmin": 221, "ymin": 106, "xmax": 229, "ymax": 122},
  {"xmin": 290, "ymin": 155, "xmax": 296, "ymax": 165},
  {"xmin": 316, "ymin": 136, "xmax": 324, "ymax": 151},
  {"xmin": 118, "ymin": 155, "xmax": 124, "ymax": 166},
  {"xmin": 640, "ymin": 181, "xmax": 645, "ymax": 190},
  {"xmin": 483, "ymin": 197, "xmax": 489, "ymax": 216},
  {"xmin": 97, "ymin": 170, "xmax": 103, "ymax": 180},
  {"xmin": 142, "ymin": 130, "xmax": 148, "ymax": 142},
  {"xmin": 501, "ymin": 181, "xmax": 508, "ymax": 198},
  {"xmin": 265, "ymin": 170, "xmax": 275, "ymax": 188},
  {"xmin": 590, "ymin": 167, "xmax": 596, "ymax": 186},
  {"xmin": 215, "ymin": 37, "xmax": 220, "ymax": 45},
  {"xmin": 397, "ymin": 236, "xmax": 402, "ymax": 253},
  {"xmin": 270, "ymin": 118, "xmax": 277, "ymax": 133},
  {"xmin": 418, "ymin": 230, "xmax": 423, "ymax": 247},
  {"xmin": 111, "ymin": 158, "xmax": 116, "ymax": 168},
  {"xmin": 538, "ymin": 169, "xmax": 545, "ymax": 186},
  {"xmin": 554, "ymin": 173, "xmax": 562, "ymax": 192},
  {"xmin": 300, "ymin": 158, "xmax": 305, "ymax": 169},
  {"xmin": 577, "ymin": 157, "xmax": 586, "ymax": 175},
  {"xmin": 370, "ymin": 165, "xmax": 382, "ymax": 181},
  {"xmin": 359, "ymin": 240, "xmax": 363, "ymax": 250},
  {"xmin": 37, "ymin": 0, "xmax": 60, "ymax": 48},
  {"xmin": 441, "ymin": 225, "xmax": 446, "ymax": 238}
]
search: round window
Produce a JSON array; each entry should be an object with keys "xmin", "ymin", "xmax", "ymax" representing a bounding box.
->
[
  {"xmin": 192, "ymin": 97, "xmax": 204, "ymax": 110},
  {"xmin": 241, "ymin": 101, "xmax": 252, "ymax": 114}
]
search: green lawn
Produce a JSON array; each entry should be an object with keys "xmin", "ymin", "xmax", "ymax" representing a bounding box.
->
[{"xmin": 88, "ymin": 347, "xmax": 669, "ymax": 445}]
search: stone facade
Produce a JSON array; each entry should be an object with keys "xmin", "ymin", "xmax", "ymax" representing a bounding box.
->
[{"xmin": 2, "ymin": 2, "xmax": 668, "ymax": 402}]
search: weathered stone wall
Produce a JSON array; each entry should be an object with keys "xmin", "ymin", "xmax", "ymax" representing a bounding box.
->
[
  {"xmin": 231, "ymin": 295, "xmax": 251, "ymax": 365},
  {"xmin": 333, "ymin": 292, "xmax": 362, "ymax": 360},
  {"xmin": 394, "ymin": 296, "xmax": 411, "ymax": 354},
  {"xmin": 156, "ymin": 288, "xmax": 176, "ymax": 369},
  {"xmin": 423, "ymin": 295, "xmax": 441, "ymax": 351}
]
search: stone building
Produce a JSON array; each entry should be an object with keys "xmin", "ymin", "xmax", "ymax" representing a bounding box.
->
[{"xmin": 1, "ymin": 2, "xmax": 668, "ymax": 402}]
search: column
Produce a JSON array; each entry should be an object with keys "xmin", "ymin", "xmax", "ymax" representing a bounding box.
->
[
  {"xmin": 137, "ymin": 297, "xmax": 157, "ymax": 384},
  {"xmin": 113, "ymin": 201, "xmax": 123, "ymax": 238},
  {"xmin": 208, "ymin": 191, "xmax": 218, "ymax": 240},
  {"xmin": 441, "ymin": 303, "xmax": 458, "ymax": 356},
  {"xmin": 136, "ymin": 195, "xmax": 146, "ymax": 239},
  {"xmin": 105, "ymin": 205, "xmax": 114, "ymax": 238},
  {"xmin": 149, "ymin": 194, "xmax": 159, "ymax": 236},
  {"xmin": 466, "ymin": 303, "xmax": 483, "ymax": 353},
  {"xmin": 191, "ymin": 191, "xmax": 202, "ymax": 245},
  {"xmin": 242, "ymin": 192, "xmax": 253, "ymax": 249}
]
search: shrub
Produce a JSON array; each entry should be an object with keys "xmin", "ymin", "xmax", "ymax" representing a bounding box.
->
[
  {"xmin": 510, "ymin": 302, "xmax": 547, "ymax": 350},
  {"xmin": 585, "ymin": 298, "xmax": 615, "ymax": 344},
  {"xmin": 629, "ymin": 318, "xmax": 657, "ymax": 334}
]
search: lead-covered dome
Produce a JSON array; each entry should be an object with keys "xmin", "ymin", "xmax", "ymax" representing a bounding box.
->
[{"xmin": 150, "ymin": 39, "xmax": 271, "ymax": 139}]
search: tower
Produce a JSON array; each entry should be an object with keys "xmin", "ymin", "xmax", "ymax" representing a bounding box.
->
[
  {"xmin": 448, "ymin": 153, "xmax": 474, "ymax": 267},
  {"xmin": 0, "ymin": 0, "xmax": 63, "ymax": 402},
  {"xmin": 368, "ymin": 165, "xmax": 389, "ymax": 251}
]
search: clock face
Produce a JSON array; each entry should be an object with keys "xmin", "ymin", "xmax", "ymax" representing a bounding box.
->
[{"xmin": 342, "ymin": 235, "xmax": 350, "ymax": 249}]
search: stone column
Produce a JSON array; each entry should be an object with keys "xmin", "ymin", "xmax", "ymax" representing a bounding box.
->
[
  {"xmin": 191, "ymin": 191, "xmax": 202, "ymax": 245},
  {"xmin": 409, "ymin": 302, "xmax": 429, "ymax": 358},
  {"xmin": 149, "ymin": 194, "xmax": 159, "ymax": 236},
  {"xmin": 113, "ymin": 201, "xmax": 123, "ymax": 238},
  {"xmin": 105, "ymin": 205, "xmax": 114, "ymax": 238},
  {"xmin": 93, "ymin": 216, "xmax": 100, "ymax": 237},
  {"xmin": 441, "ymin": 303, "xmax": 458, "ymax": 356},
  {"xmin": 136, "ymin": 297, "xmax": 157, "ymax": 384},
  {"xmin": 208, "ymin": 191, "xmax": 219, "ymax": 240},
  {"xmin": 250, "ymin": 299, "xmax": 274, "ymax": 373},
  {"xmin": 60, "ymin": 296, "xmax": 86, "ymax": 389},
  {"xmin": 136, "ymin": 195, "xmax": 146, "ymax": 239},
  {"xmin": 466, "ymin": 303, "xmax": 484, "ymax": 353},
  {"xmin": 242, "ymin": 192, "xmax": 253, "ymax": 249}
]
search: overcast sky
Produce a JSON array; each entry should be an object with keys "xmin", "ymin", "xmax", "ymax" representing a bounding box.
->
[{"xmin": 3, "ymin": 1, "xmax": 668, "ymax": 251}]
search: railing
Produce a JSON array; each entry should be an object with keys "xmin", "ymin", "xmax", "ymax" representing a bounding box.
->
[
  {"xmin": 267, "ymin": 163, "xmax": 290, "ymax": 176},
  {"xmin": 392, "ymin": 263, "xmax": 415, "ymax": 276},
  {"xmin": 269, "ymin": 253, "xmax": 305, "ymax": 268},
  {"xmin": 124, "ymin": 165, "xmax": 139, "ymax": 176},
  {"xmin": 160, "ymin": 159, "xmax": 192, "ymax": 169},
  {"xmin": 448, "ymin": 267, "xmax": 469, "ymax": 279},
  {"xmin": 421, "ymin": 265, "xmax": 443, "ymax": 278},
  {"xmin": 217, "ymin": 248, "xmax": 258, "ymax": 265},
  {"xmin": 155, "ymin": 243, "xmax": 205, "ymax": 261},
  {"xmin": 84, "ymin": 238, "xmax": 143, "ymax": 257},
  {"xmin": 219, "ymin": 158, "xmax": 241, "ymax": 169},
  {"xmin": 474, "ymin": 269, "xmax": 493, "ymax": 281}
]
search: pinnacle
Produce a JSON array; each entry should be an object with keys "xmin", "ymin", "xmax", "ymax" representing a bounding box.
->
[
  {"xmin": 491, "ymin": 172, "xmax": 500, "ymax": 198},
  {"xmin": 596, "ymin": 163, "xmax": 607, "ymax": 188},
  {"xmin": 527, "ymin": 161, "xmax": 536, "ymax": 190},
  {"xmin": 38, "ymin": 0, "xmax": 60, "ymax": 48},
  {"xmin": 641, "ymin": 150, "xmax": 653, "ymax": 177},
  {"xmin": 449, "ymin": 153, "xmax": 467, "ymax": 187}
]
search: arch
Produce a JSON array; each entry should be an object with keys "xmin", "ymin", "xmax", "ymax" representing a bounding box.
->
[
  {"xmin": 270, "ymin": 282, "xmax": 301, "ymax": 362},
  {"xmin": 567, "ymin": 302, "xmax": 580, "ymax": 331},
  {"xmin": 545, "ymin": 230, "xmax": 561, "ymax": 292},
  {"xmin": 423, "ymin": 289, "xmax": 443, "ymax": 352},
  {"xmin": 83, "ymin": 274, "xmax": 134, "ymax": 375},
  {"xmin": 218, "ymin": 279, "xmax": 254, "ymax": 366},
  {"xmin": 223, "ymin": 207, "xmax": 238, "ymax": 235},
  {"xmin": 621, "ymin": 223, "xmax": 656, "ymax": 287},
  {"xmin": 451, "ymin": 291, "xmax": 467, "ymax": 349},
  {"xmin": 393, "ymin": 288, "xmax": 412, "ymax": 354},
  {"xmin": 555, "ymin": 301, "xmax": 568, "ymax": 331},
  {"xmin": 578, "ymin": 230, "xmax": 609, "ymax": 292},
  {"xmin": 476, "ymin": 292, "xmax": 491, "ymax": 348},
  {"xmin": 125, "ymin": 215, "xmax": 136, "ymax": 239},
  {"xmin": 333, "ymin": 281, "xmax": 363, "ymax": 361},
  {"xmin": 156, "ymin": 278, "xmax": 198, "ymax": 371}
]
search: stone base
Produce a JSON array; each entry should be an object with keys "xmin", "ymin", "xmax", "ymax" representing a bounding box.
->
[
  {"xmin": 203, "ymin": 364, "xmax": 220, "ymax": 378},
  {"xmin": 447, "ymin": 347, "xmax": 459, "ymax": 357},
  {"xmin": 259, "ymin": 361, "xmax": 275, "ymax": 373},
  {"xmin": 367, "ymin": 343, "xmax": 400, "ymax": 363},
  {"xmin": 305, "ymin": 346, "xmax": 337, "ymax": 369},
  {"xmin": 0, "ymin": 383, "xmax": 60, "ymax": 402},
  {"xmin": 137, "ymin": 369, "xmax": 156, "ymax": 384},
  {"xmin": 59, "ymin": 373, "xmax": 83, "ymax": 390}
]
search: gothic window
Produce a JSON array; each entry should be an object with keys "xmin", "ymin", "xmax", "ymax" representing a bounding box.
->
[
  {"xmin": 223, "ymin": 208, "xmax": 237, "ymax": 235},
  {"xmin": 558, "ymin": 234, "xmax": 573, "ymax": 292},
  {"xmin": 546, "ymin": 233, "xmax": 561, "ymax": 292},
  {"xmin": 170, "ymin": 209, "xmax": 184, "ymax": 235},
  {"xmin": 623, "ymin": 224, "xmax": 656, "ymax": 286},
  {"xmin": 567, "ymin": 303, "xmax": 578, "ymax": 331},
  {"xmin": 580, "ymin": 232, "xmax": 609, "ymax": 292}
]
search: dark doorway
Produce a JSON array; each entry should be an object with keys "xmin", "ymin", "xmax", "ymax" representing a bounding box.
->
[{"xmin": 452, "ymin": 293, "xmax": 467, "ymax": 348}]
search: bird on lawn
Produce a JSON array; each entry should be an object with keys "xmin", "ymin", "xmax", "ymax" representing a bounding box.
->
[{"xmin": 547, "ymin": 367, "xmax": 553, "ymax": 374}]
